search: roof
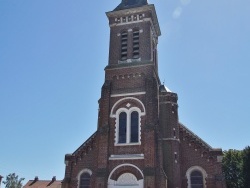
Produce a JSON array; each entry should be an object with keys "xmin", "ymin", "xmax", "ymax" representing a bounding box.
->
[
  {"xmin": 159, "ymin": 85, "xmax": 172, "ymax": 93},
  {"xmin": 73, "ymin": 131, "xmax": 97, "ymax": 155},
  {"xmin": 179, "ymin": 123, "xmax": 213, "ymax": 150},
  {"xmin": 114, "ymin": 0, "xmax": 148, "ymax": 11},
  {"xmin": 179, "ymin": 122, "xmax": 223, "ymax": 156},
  {"xmin": 23, "ymin": 177, "xmax": 61, "ymax": 188}
]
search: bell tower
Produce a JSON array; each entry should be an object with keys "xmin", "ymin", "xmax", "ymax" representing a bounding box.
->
[
  {"xmin": 106, "ymin": 0, "xmax": 160, "ymax": 69},
  {"xmin": 95, "ymin": 1, "xmax": 165, "ymax": 187}
]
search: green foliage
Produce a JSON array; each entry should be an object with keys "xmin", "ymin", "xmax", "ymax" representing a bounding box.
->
[
  {"xmin": 2, "ymin": 173, "xmax": 25, "ymax": 188},
  {"xmin": 222, "ymin": 149, "xmax": 244, "ymax": 188},
  {"xmin": 223, "ymin": 147, "xmax": 250, "ymax": 188},
  {"xmin": 243, "ymin": 146, "xmax": 250, "ymax": 188}
]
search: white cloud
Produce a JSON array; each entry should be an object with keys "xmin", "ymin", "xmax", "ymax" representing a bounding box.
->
[
  {"xmin": 172, "ymin": 0, "xmax": 191, "ymax": 19},
  {"xmin": 180, "ymin": 0, "xmax": 191, "ymax": 6},
  {"xmin": 172, "ymin": 7, "xmax": 182, "ymax": 19}
]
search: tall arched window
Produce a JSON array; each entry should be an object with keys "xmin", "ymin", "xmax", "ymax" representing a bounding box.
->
[
  {"xmin": 121, "ymin": 31, "xmax": 128, "ymax": 60},
  {"xmin": 119, "ymin": 112, "xmax": 127, "ymax": 143},
  {"xmin": 190, "ymin": 170, "xmax": 203, "ymax": 188},
  {"xmin": 116, "ymin": 109, "xmax": 141, "ymax": 145},
  {"xmin": 80, "ymin": 173, "xmax": 90, "ymax": 188},
  {"xmin": 131, "ymin": 111, "xmax": 139, "ymax": 143}
]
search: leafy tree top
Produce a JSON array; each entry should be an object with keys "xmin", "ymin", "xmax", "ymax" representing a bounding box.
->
[{"xmin": 3, "ymin": 173, "xmax": 25, "ymax": 188}]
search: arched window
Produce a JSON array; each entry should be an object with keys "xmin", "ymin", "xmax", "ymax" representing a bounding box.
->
[
  {"xmin": 119, "ymin": 112, "xmax": 127, "ymax": 143},
  {"xmin": 186, "ymin": 166, "xmax": 207, "ymax": 188},
  {"xmin": 107, "ymin": 164, "xmax": 144, "ymax": 188},
  {"xmin": 117, "ymin": 173, "xmax": 138, "ymax": 186},
  {"xmin": 130, "ymin": 111, "xmax": 139, "ymax": 143},
  {"xmin": 121, "ymin": 31, "xmax": 128, "ymax": 60},
  {"xmin": 133, "ymin": 30, "xmax": 140, "ymax": 59},
  {"xmin": 190, "ymin": 170, "xmax": 203, "ymax": 188},
  {"xmin": 80, "ymin": 173, "xmax": 90, "ymax": 188},
  {"xmin": 116, "ymin": 108, "xmax": 141, "ymax": 145}
]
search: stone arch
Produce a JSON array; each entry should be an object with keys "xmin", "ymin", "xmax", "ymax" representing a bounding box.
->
[
  {"xmin": 114, "ymin": 106, "xmax": 143, "ymax": 145},
  {"xmin": 77, "ymin": 168, "xmax": 92, "ymax": 188},
  {"xmin": 108, "ymin": 164, "xmax": 144, "ymax": 188},
  {"xmin": 110, "ymin": 164, "xmax": 143, "ymax": 180},
  {"xmin": 110, "ymin": 97, "xmax": 146, "ymax": 118}
]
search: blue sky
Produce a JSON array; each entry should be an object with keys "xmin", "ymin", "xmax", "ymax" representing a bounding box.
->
[{"xmin": 0, "ymin": 0, "xmax": 250, "ymax": 183}]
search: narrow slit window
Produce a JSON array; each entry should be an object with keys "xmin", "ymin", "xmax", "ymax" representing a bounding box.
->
[
  {"xmin": 133, "ymin": 30, "xmax": 140, "ymax": 59},
  {"xmin": 130, "ymin": 111, "xmax": 139, "ymax": 143},
  {"xmin": 121, "ymin": 32, "xmax": 128, "ymax": 60},
  {"xmin": 119, "ymin": 112, "xmax": 127, "ymax": 143}
]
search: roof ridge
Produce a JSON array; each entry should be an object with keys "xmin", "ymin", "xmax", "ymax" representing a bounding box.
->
[
  {"xmin": 114, "ymin": 0, "xmax": 148, "ymax": 11},
  {"xmin": 73, "ymin": 131, "xmax": 97, "ymax": 155},
  {"xmin": 179, "ymin": 122, "xmax": 213, "ymax": 150}
]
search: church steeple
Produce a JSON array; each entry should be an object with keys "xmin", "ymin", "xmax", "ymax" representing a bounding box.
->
[
  {"xmin": 114, "ymin": 0, "xmax": 148, "ymax": 11},
  {"xmin": 106, "ymin": 0, "xmax": 161, "ymax": 73}
]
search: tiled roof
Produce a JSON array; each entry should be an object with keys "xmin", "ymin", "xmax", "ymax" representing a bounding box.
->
[
  {"xmin": 114, "ymin": 0, "xmax": 148, "ymax": 11},
  {"xmin": 23, "ymin": 177, "xmax": 61, "ymax": 188}
]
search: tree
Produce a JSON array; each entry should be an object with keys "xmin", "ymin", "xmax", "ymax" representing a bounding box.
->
[
  {"xmin": 243, "ymin": 146, "xmax": 250, "ymax": 188},
  {"xmin": 222, "ymin": 149, "xmax": 244, "ymax": 188},
  {"xmin": 3, "ymin": 173, "xmax": 25, "ymax": 188}
]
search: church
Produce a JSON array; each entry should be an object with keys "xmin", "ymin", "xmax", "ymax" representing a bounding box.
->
[{"xmin": 62, "ymin": 0, "xmax": 226, "ymax": 187}]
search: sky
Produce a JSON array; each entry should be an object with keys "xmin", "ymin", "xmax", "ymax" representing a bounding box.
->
[{"xmin": 0, "ymin": 0, "xmax": 250, "ymax": 184}]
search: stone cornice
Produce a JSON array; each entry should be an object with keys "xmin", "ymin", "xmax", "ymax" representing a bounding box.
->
[{"xmin": 106, "ymin": 4, "xmax": 161, "ymax": 36}]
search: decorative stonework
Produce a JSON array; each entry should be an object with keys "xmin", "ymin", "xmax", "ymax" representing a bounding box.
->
[
  {"xmin": 114, "ymin": 106, "xmax": 142, "ymax": 146},
  {"xmin": 116, "ymin": 173, "xmax": 138, "ymax": 185},
  {"xmin": 112, "ymin": 73, "xmax": 145, "ymax": 80},
  {"xmin": 110, "ymin": 97, "xmax": 146, "ymax": 117},
  {"xmin": 109, "ymin": 154, "xmax": 144, "ymax": 160},
  {"xmin": 112, "ymin": 165, "xmax": 143, "ymax": 180},
  {"xmin": 111, "ymin": 92, "xmax": 146, "ymax": 98},
  {"xmin": 118, "ymin": 57, "xmax": 141, "ymax": 64},
  {"xmin": 69, "ymin": 132, "xmax": 97, "ymax": 164},
  {"xmin": 115, "ymin": 14, "xmax": 145, "ymax": 24},
  {"xmin": 108, "ymin": 164, "xmax": 144, "ymax": 188}
]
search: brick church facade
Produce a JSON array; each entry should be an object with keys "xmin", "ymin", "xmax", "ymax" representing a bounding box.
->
[{"xmin": 62, "ymin": 0, "xmax": 226, "ymax": 187}]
